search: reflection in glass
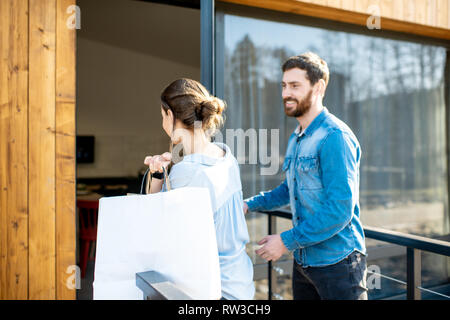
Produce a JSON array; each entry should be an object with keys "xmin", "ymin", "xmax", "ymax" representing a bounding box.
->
[{"xmin": 217, "ymin": 12, "xmax": 449, "ymax": 299}]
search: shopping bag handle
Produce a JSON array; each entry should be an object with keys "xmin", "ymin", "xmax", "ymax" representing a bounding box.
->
[{"xmin": 140, "ymin": 166, "xmax": 171, "ymax": 194}]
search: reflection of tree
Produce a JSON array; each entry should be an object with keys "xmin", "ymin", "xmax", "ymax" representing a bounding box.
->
[
  {"xmin": 317, "ymin": 31, "xmax": 446, "ymax": 204},
  {"xmin": 321, "ymin": 30, "xmax": 445, "ymax": 100},
  {"xmin": 231, "ymin": 35, "xmax": 257, "ymax": 129},
  {"xmin": 223, "ymin": 32, "xmax": 447, "ymax": 207},
  {"xmin": 224, "ymin": 35, "xmax": 296, "ymax": 195}
]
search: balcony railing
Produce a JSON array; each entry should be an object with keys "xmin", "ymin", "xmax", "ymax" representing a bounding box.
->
[
  {"xmin": 260, "ymin": 209, "xmax": 450, "ymax": 300},
  {"xmin": 136, "ymin": 209, "xmax": 450, "ymax": 300},
  {"xmin": 136, "ymin": 270, "xmax": 193, "ymax": 300}
]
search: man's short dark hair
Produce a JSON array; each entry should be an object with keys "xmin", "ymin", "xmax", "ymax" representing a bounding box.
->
[{"xmin": 282, "ymin": 52, "xmax": 329, "ymax": 88}]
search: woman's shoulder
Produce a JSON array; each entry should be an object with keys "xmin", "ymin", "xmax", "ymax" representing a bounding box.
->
[
  {"xmin": 168, "ymin": 160, "xmax": 200, "ymax": 189},
  {"xmin": 170, "ymin": 159, "xmax": 198, "ymax": 174}
]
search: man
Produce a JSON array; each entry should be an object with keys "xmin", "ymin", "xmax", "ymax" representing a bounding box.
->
[{"xmin": 244, "ymin": 52, "xmax": 368, "ymax": 300}]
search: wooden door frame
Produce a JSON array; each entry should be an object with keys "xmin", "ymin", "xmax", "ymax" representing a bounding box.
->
[{"xmin": 0, "ymin": 0, "xmax": 76, "ymax": 300}]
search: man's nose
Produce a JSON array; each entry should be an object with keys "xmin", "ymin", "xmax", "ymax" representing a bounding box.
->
[{"xmin": 282, "ymin": 91, "xmax": 293, "ymax": 100}]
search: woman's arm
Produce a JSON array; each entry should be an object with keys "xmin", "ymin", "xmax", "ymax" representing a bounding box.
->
[
  {"xmin": 144, "ymin": 152, "xmax": 172, "ymax": 194},
  {"xmin": 149, "ymin": 177, "xmax": 164, "ymax": 193}
]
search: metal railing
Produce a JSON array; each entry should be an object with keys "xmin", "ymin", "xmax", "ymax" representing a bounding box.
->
[
  {"xmin": 136, "ymin": 271, "xmax": 193, "ymax": 300},
  {"xmin": 135, "ymin": 209, "xmax": 450, "ymax": 300},
  {"xmin": 260, "ymin": 209, "xmax": 450, "ymax": 300}
]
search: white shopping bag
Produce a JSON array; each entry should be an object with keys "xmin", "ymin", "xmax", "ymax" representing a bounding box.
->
[{"xmin": 93, "ymin": 187, "xmax": 221, "ymax": 300}]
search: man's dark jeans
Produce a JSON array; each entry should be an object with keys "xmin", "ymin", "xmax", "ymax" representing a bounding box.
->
[{"xmin": 293, "ymin": 251, "xmax": 368, "ymax": 300}]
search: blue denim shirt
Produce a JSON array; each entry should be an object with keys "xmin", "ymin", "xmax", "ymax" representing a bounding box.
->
[{"xmin": 245, "ymin": 107, "xmax": 366, "ymax": 267}]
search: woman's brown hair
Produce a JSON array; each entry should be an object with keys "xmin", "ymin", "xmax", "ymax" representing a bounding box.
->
[{"xmin": 160, "ymin": 78, "xmax": 226, "ymax": 134}]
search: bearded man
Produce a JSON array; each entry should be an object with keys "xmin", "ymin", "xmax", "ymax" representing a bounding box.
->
[{"xmin": 244, "ymin": 52, "xmax": 368, "ymax": 300}]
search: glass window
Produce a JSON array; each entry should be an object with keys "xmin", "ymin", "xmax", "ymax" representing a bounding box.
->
[{"xmin": 216, "ymin": 9, "xmax": 450, "ymax": 300}]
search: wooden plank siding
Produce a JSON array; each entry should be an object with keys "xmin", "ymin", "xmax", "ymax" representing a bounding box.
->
[
  {"xmin": 28, "ymin": 0, "xmax": 57, "ymax": 299},
  {"xmin": 55, "ymin": 0, "xmax": 76, "ymax": 300},
  {"xmin": 0, "ymin": 0, "xmax": 76, "ymax": 299},
  {"xmin": 275, "ymin": 0, "xmax": 450, "ymax": 28},
  {"xmin": 220, "ymin": 0, "xmax": 450, "ymax": 40},
  {"xmin": 0, "ymin": 0, "xmax": 29, "ymax": 300}
]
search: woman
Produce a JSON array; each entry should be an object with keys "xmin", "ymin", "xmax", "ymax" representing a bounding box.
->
[{"xmin": 144, "ymin": 78, "xmax": 255, "ymax": 300}]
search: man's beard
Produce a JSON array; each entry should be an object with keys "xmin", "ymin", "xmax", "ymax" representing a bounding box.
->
[{"xmin": 283, "ymin": 89, "xmax": 313, "ymax": 118}]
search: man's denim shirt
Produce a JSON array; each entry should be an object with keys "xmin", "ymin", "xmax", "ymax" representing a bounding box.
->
[{"xmin": 246, "ymin": 108, "xmax": 366, "ymax": 267}]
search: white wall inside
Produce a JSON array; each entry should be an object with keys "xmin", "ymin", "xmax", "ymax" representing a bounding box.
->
[{"xmin": 76, "ymin": 0, "xmax": 200, "ymax": 178}]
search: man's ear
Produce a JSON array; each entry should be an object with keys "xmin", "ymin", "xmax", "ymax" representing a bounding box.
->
[{"xmin": 315, "ymin": 79, "xmax": 326, "ymax": 97}]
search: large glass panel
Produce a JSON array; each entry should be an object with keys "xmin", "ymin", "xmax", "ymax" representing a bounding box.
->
[{"xmin": 216, "ymin": 10, "xmax": 450, "ymax": 299}]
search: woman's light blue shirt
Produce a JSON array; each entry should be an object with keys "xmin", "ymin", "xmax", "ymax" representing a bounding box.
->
[{"xmin": 162, "ymin": 142, "xmax": 255, "ymax": 300}]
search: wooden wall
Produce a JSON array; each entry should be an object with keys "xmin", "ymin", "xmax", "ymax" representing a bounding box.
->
[
  {"xmin": 298, "ymin": 0, "xmax": 450, "ymax": 29},
  {"xmin": 221, "ymin": 0, "xmax": 450, "ymax": 40},
  {"xmin": 0, "ymin": 0, "xmax": 76, "ymax": 300},
  {"xmin": 0, "ymin": 0, "xmax": 448, "ymax": 301}
]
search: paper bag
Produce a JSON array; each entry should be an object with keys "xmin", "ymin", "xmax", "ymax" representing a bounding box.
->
[{"xmin": 93, "ymin": 187, "xmax": 221, "ymax": 300}]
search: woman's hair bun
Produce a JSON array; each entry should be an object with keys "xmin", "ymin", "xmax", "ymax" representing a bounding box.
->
[
  {"xmin": 200, "ymin": 97, "xmax": 225, "ymax": 115},
  {"xmin": 199, "ymin": 97, "xmax": 226, "ymax": 131}
]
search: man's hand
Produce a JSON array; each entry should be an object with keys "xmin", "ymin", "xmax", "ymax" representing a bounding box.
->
[
  {"xmin": 243, "ymin": 201, "xmax": 249, "ymax": 214},
  {"xmin": 255, "ymin": 234, "xmax": 288, "ymax": 262}
]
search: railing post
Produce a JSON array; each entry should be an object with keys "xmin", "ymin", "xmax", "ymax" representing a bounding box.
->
[
  {"xmin": 406, "ymin": 247, "xmax": 422, "ymax": 300},
  {"xmin": 267, "ymin": 213, "xmax": 277, "ymax": 300}
]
